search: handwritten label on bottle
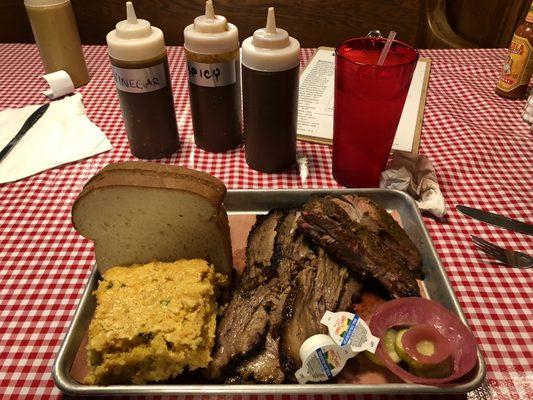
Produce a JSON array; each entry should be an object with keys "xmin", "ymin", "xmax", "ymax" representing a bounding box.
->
[
  {"xmin": 112, "ymin": 63, "xmax": 167, "ymax": 94},
  {"xmin": 187, "ymin": 60, "xmax": 237, "ymax": 87}
]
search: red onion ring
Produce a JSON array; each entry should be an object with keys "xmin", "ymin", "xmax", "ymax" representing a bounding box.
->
[{"xmin": 369, "ymin": 298, "xmax": 478, "ymax": 385}]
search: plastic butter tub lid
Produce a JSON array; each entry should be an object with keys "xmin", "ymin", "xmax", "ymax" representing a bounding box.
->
[
  {"xmin": 295, "ymin": 334, "xmax": 353, "ymax": 384},
  {"xmin": 295, "ymin": 312, "xmax": 379, "ymax": 384},
  {"xmin": 321, "ymin": 311, "xmax": 379, "ymax": 354}
]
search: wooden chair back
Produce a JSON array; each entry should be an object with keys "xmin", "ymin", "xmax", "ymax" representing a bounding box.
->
[
  {"xmin": 0, "ymin": 0, "xmax": 529, "ymax": 48},
  {"xmin": 1, "ymin": 0, "xmax": 426, "ymax": 48}
]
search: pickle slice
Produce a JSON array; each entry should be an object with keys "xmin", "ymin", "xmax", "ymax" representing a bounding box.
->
[
  {"xmin": 366, "ymin": 328, "xmax": 400, "ymax": 366},
  {"xmin": 394, "ymin": 328, "xmax": 411, "ymax": 364},
  {"xmin": 364, "ymin": 349, "xmax": 384, "ymax": 366},
  {"xmin": 409, "ymin": 359, "xmax": 453, "ymax": 378},
  {"xmin": 395, "ymin": 325, "xmax": 453, "ymax": 378},
  {"xmin": 384, "ymin": 328, "xmax": 401, "ymax": 364}
]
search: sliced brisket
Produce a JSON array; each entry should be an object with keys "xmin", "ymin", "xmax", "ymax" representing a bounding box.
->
[
  {"xmin": 329, "ymin": 195, "xmax": 423, "ymax": 278},
  {"xmin": 298, "ymin": 196, "xmax": 420, "ymax": 298},
  {"xmin": 279, "ymin": 249, "xmax": 361, "ymax": 380},
  {"xmin": 234, "ymin": 326, "xmax": 285, "ymax": 383},
  {"xmin": 208, "ymin": 209, "xmax": 308, "ymax": 382},
  {"xmin": 337, "ymin": 277, "xmax": 364, "ymax": 311},
  {"xmin": 240, "ymin": 209, "xmax": 285, "ymax": 292},
  {"xmin": 206, "ymin": 280, "xmax": 277, "ymax": 380},
  {"xmin": 212, "ymin": 194, "xmax": 415, "ymax": 383}
]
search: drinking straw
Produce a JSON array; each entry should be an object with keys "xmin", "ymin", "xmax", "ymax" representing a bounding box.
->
[{"xmin": 377, "ymin": 31, "xmax": 397, "ymax": 65}]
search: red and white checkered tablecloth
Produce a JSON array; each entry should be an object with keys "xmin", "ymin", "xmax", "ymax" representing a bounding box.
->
[{"xmin": 0, "ymin": 44, "xmax": 531, "ymax": 400}]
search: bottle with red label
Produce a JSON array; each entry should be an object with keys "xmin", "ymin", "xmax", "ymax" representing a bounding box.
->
[{"xmin": 496, "ymin": 2, "xmax": 533, "ymax": 99}]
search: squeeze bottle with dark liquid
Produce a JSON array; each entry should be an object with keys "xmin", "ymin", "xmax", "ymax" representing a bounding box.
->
[
  {"xmin": 242, "ymin": 7, "xmax": 300, "ymax": 172},
  {"xmin": 106, "ymin": 2, "xmax": 179, "ymax": 159},
  {"xmin": 184, "ymin": 1, "xmax": 242, "ymax": 152}
]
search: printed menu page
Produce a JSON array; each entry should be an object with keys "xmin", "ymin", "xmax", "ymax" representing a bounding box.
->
[{"xmin": 297, "ymin": 47, "xmax": 431, "ymax": 154}]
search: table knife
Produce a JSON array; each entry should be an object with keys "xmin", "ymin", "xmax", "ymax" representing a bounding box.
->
[
  {"xmin": 456, "ymin": 205, "xmax": 533, "ymax": 236},
  {"xmin": 0, "ymin": 103, "xmax": 50, "ymax": 163}
]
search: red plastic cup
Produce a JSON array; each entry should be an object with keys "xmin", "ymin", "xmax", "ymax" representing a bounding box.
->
[{"xmin": 332, "ymin": 36, "xmax": 419, "ymax": 187}]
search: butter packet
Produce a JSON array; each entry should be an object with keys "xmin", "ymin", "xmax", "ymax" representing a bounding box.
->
[
  {"xmin": 295, "ymin": 334, "xmax": 353, "ymax": 384},
  {"xmin": 320, "ymin": 311, "xmax": 379, "ymax": 354},
  {"xmin": 295, "ymin": 311, "xmax": 380, "ymax": 384}
]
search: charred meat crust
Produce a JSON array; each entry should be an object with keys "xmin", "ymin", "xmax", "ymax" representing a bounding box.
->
[
  {"xmin": 297, "ymin": 196, "xmax": 421, "ymax": 298},
  {"xmin": 235, "ymin": 331, "xmax": 285, "ymax": 383},
  {"xmin": 279, "ymin": 251, "xmax": 359, "ymax": 381},
  {"xmin": 205, "ymin": 283, "xmax": 274, "ymax": 380},
  {"xmin": 278, "ymin": 277, "xmax": 301, "ymax": 379},
  {"xmin": 329, "ymin": 195, "xmax": 423, "ymax": 279},
  {"xmin": 208, "ymin": 209, "xmax": 302, "ymax": 382},
  {"xmin": 210, "ymin": 194, "xmax": 422, "ymax": 383},
  {"xmin": 240, "ymin": 209, "xmax": 286, "ymax": 292}
]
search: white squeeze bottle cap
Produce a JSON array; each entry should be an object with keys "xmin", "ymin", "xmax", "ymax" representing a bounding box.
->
[
  {"xmin": 242, "ymin": 7, "xmax": 300, "ymax": 72},
  {"xmin": 106, "ymin": 2, "xmax": 166, "ymax": 61},
  {"xmin": 184, "ymin": 0, "xmax": 239, "ymax": 55}
]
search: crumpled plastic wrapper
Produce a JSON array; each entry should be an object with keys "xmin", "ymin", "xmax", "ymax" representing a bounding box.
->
[{"xmin": 379, "ymin": 152, "xmax": 446, "ymax": 218}]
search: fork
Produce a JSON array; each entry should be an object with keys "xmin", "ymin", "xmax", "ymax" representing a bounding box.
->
[{"xmin": 471, "ymin": 235, "xmax": 533, "ymax": 269}]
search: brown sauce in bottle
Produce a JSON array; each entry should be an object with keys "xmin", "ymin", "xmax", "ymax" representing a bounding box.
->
[
  {"xmin": 185, "ymin": 50, "xmax": 242, "ymax": 152},
  {"xmin": 241, "ymin": 7, "xmax": 300, "ymax": 173},
  {"xmin": 243, "ymin": 65, "xmax": 299, "ymax": 172},
  {"xmin": 24, "ymin": 0, "xmax": 90, "ymax": 87},
  {"xmin": 107, "ymin": 2, "xmax": 179, "ymax": 159},
  {"xmin": 110, "ymin": 54, "xmax": 179, "ymax": 159}
]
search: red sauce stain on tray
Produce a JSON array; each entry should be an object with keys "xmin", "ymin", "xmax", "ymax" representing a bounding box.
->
[
  {"xmin": 71, "ymin": 333, "xmax": 89, "ymax": 383},
  {"xmin": 228, "ymin": 214, "xmax": 257, "ymax": 276}
]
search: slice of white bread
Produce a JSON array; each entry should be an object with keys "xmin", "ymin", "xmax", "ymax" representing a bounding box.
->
[
  {"xmin": 85, "ymin": 161, "xmax": 227, "ymax": 202},
  {"xmin": 72, "ymin": 162, "xmax": 232, "ymax": 275}
]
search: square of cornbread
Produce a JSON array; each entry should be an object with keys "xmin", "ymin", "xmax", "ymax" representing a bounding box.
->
[{"xmin": 85, "ymin": 260, "xmax": 223, "ymax": 385}]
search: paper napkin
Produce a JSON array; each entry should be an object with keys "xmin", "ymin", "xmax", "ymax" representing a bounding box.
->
[
  {"xmin": 0, "ymin": 93, "xmax": 112, "ymax": 184},
  {"xmin": 380, "ymin": 152, "xmax": 446, "ymax": 218}
]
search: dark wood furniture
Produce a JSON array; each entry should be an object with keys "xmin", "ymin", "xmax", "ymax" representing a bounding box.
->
[{"xmin": 0, "ymin": 0, "xmax": 529, "ymax": 48}]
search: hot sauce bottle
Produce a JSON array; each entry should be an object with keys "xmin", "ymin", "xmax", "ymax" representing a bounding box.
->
[
  {"xmin": 496, "ymin": 2, "xmax": 533, "ymax": 99},
  {"xmin": 184, "ymin": 1, "xmax": 242, "ymax": 152},
  {"xmin": 106, "ymin": 2, "xmax": 179, "ymax": 159},
  {"xmin": 242, "ymin": 8, "xmax": 300, "ymax": 172}
]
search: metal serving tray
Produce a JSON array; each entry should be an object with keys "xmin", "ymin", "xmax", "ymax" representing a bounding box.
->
[{"xmin": 53, "ymin": 189, "xmax": 486, "ymax": 396}]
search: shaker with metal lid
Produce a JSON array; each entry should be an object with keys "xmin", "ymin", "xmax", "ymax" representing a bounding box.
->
[
  {"xmin": 242, "ymin": 7, "xmax": 300, "ymax": 172},
  {"xmin": 184, "ymin": 0, "xmax": 242, "ymax": 152},
  {"xmin": 106, "ymin": 1, "xmax": 179, "ymax": 159}
]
